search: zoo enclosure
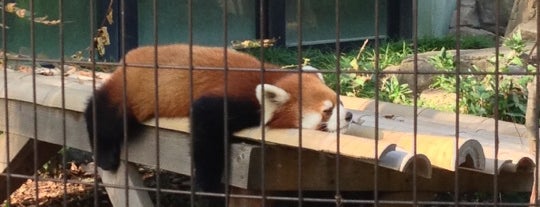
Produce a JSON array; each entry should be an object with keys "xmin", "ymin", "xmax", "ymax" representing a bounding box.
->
[{"xmin": 0, "ymin": 0, "xmax": 539, "ymax": 206}]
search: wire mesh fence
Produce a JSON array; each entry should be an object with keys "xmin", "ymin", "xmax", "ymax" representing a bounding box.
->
[{"xmin": 0, "ymin": 0, "xmax": 539, "ymax": 206}]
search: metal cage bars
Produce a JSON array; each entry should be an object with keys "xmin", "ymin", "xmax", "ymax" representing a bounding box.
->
[{"xmin": 0, "ymin": 0, "xmax": 538, "ymax": 206}]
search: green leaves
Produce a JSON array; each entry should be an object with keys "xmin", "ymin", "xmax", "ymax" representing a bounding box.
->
[
  {"xmin": 380, "ymin": 76, "xmax": 412, "ymax": 105},
  {"xmin": 428, "ymin": 47, "xmax": 455, "ymax": 71},
  {"xmin": 245, "ymin": 35, "xmax": 530, "ymax": 123},
  {"xmin": 504, "ymin": 31, "xmax": 526, "ymax": 54}
]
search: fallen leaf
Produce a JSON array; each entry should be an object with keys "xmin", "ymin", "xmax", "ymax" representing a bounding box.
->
[{"xmin": 106, "ymin": 9, "xmax": 114, "ymax": 24}]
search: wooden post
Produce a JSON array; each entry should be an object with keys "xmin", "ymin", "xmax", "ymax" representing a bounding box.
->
[
  {"xmin": 229, "ymin": 187, "xmax": 273, "ymax": 207},
  {"xmin": 0, "ymin": 133, "xmax": 62, "ymax": 202},
  {"xmin": 99, "ymin": 162, "xmax": 154, "ymax": 207}
]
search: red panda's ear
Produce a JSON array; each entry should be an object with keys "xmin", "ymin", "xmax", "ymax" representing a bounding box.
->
[
  {"xmin": 255, "ymin": 84, "xmax": 290, "ymax": 124},
  {"xmin": 302, "ymin": 65, "xmax": 324, "ymax": 82},
  {"xmin": 255, "ymin": 84, "xmax": 290, "ymax": 105}
]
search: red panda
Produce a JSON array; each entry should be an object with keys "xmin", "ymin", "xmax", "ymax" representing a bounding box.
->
[{"xmin": 84, "ymin": 44, "xmax": 352, "ymax": 194}]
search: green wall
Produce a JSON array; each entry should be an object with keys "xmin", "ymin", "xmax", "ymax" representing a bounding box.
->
[
  {"xmin": 4, "ymin": 0, "xmax": 441, "ymax": 59},
  {"xmin": 2, "ymin": 0, "xmax": 92, "ymax": 59},
  {"xmin": 137, "ymin": 0, "xmax": 256, "ymax": 46},
  {"xmin": 417, "ymin": 0, "xmax": 457, "ymax": 37},
  {"xmin": 285, "ymin": 0, "xmax": 388, "ymax": 46}
]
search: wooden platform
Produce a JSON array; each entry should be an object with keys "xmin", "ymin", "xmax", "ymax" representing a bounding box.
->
[{"xmin": 0, "ymin": 69, "xmax": 535, "ymax": 206}]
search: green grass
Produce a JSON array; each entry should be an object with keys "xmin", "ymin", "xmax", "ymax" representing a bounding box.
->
[
  {"xmin": 243, "ymin": 34, "xmax": 533, "ymax": 123},
  {"xmin": 245, "ymin": 35, "xmax": 496, "ymax": 70},
  {"xmin": 416, "ymin": 35, "xmax": 496, "ymax": 51}
]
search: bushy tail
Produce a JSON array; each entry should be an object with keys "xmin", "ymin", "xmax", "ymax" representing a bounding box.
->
[{"xmin": 84, "ymin": 89, "xmax": 142, "ymax": 171}]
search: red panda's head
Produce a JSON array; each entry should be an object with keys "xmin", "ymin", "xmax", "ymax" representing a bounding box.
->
[{"xmin": 255, "ymin": 72, "xmax": 352, "ymax": 132}]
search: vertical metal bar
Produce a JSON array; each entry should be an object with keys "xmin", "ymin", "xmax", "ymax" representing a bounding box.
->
[
  {"xmin": 258, "ymin": 0, "xmax": 267, "ymax": 206},
  {"xmin": 373, "ymin": 0, "xmax": 381, "ymax": 205},
  {"xmin": 454, "ymin": 0, "xmax": 462, "ymax": 206},
  {"xmin": 334, "ymin": 0, "xmax": 343, "ymax": 206},
  {"xmin": 1, "ymin": 0, "xmax": 10, "ymax": 204},
  {"xmin": 535, "ymin": 0, "xmax": 540, "ymax": 204},
  {"xmin": 119, "ymin": 0, "xmax": 131, "ymax": 206},
  {"xmin": 29, "ymin": 0, "xmax": 39, "ymax": 205},
  {"xmin": 411, "ymin": 0, "xmax": 418, "ymax": 205},
  {"xmin": 222, "ymin": 0, "xmax": 230, "ymax": 205},
  {"xmin": 151, "ymin": 0, "xmax": 161, "ymax": 206},
  {"xmin": 296, "ymin": 0, "xmax": 304, "ymax": 206},
  {"xmin": 493, "ymin": 0, "xmax": 501, "ymax": 205},
  {"xmin": 58, "ymin": 0, "xmax": 67, "ymax": 206},
  {"xmin": 88, "ymin": 0, "xmax": 99, "ymax": 206},
  {"xmin": 188, "ymin": 0, "xmax": 195, "ymax": 206}
]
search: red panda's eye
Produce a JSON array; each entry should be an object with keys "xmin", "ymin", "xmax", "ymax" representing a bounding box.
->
[{"xmin": 323, "ymin": 108, "xmax": 333, "ymax": 115}]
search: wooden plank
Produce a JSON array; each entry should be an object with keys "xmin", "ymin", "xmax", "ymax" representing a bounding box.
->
[
  {"xmin": 0, "ymin": 97, "xmax": 533, "ymax": 192},
  {"xmin": 155, "ymin": 118, "xmax": 435, "ymax": 178},
  {"xmin": 235, "ymin": 127, "xmax": 396, "ymax": 162},
  {"xmin": 349, "ymin": 109, "xmax": 527, "ymax": 148},
  {"xmin": 99, "ymin": 162, "xmax": 154, "ymax": 207},
  {"xmin": 239, "ymin": 145, "xmax": 532, "ymax": 192},
  {"xmin": 0, "ymin": 133, "xmax": 62, "ymax": 202},
  {"xmin": 346, "ymin": 110, "xmax": 534, "ymax": 174},
  {"xmin": 351, "ymin": 127, "xmax": 485, "ymax": 171},
  {"xmin": 340, "ymin": 96, "xmax": 420, "ymax": 118},
  {"xmin": 0, "ymin": 69, "xmax": 91, "ymax": 112},
  {"xmin": 0, "ymin": 98, "xmax": 250, "ymax": 187},
  {"xmin": 341, "ymin": 96, "xmax": 528, "ymax": 139}
]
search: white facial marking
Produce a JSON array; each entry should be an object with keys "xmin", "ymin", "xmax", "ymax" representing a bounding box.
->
[
  {"xmin": 322, "ymin": 100, "xmax": 333, "ymax": 111},
  {"xmin": 302, "ymin": 112, "xmax": 323, "ymax": 129},
  {"xmin": 302, "ymin": 100, "xmax": 331, "ymax": 130},
  {"xmin": 326, "ymin": 103, "xmax": 349, "ymax": 132}
]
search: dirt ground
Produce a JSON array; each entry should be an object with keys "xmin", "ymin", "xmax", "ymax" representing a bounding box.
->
[
  {"xmin": 4, "ymin": 162, "xmax": 112, "ymax": 207},
  {"xmin": 3, "ymin": 152, "xmax": 192, "ymax": 207}
]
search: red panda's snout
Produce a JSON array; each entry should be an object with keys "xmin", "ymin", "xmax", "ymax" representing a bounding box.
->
[{"xmin": 325, "ymin": 103, "xmax": 353, "ymax": 132}]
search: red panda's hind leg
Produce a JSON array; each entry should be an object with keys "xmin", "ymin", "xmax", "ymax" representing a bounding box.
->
[
  {"xmin": 191, "ymin": 95, "xmax": 260, "ymax": 202},
  {"xmin": 84, "ymin": 89, "xmax": 144, "ymax": 171}
]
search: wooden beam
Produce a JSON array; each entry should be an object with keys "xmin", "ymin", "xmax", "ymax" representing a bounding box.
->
[
  {"xmin": 241, "ymin": 145, "xmax": 533, "ymax": 192},
  {"xmin": 340, "ymin": 96, "xmax": 528, "ymax": 139},
  {"xmin": 345, "ymin": 125, "xmax": 486, "ymax": 171},
  {"xmin": 0, "ymin": 98, "xmax": 533, "ymax": 193},
  {"xmin": 0, "ymin": 98, "xmax": 244, "ymax": 186}
]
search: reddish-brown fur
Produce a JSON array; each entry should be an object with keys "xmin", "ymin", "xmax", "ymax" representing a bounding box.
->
[
  {"xmin": 86, "ymin": 44, "xmax": 348, "ymax": 202},
  {"xmin": 100, "ymin": 44, "xmax": 338, "ymax": 128}
]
